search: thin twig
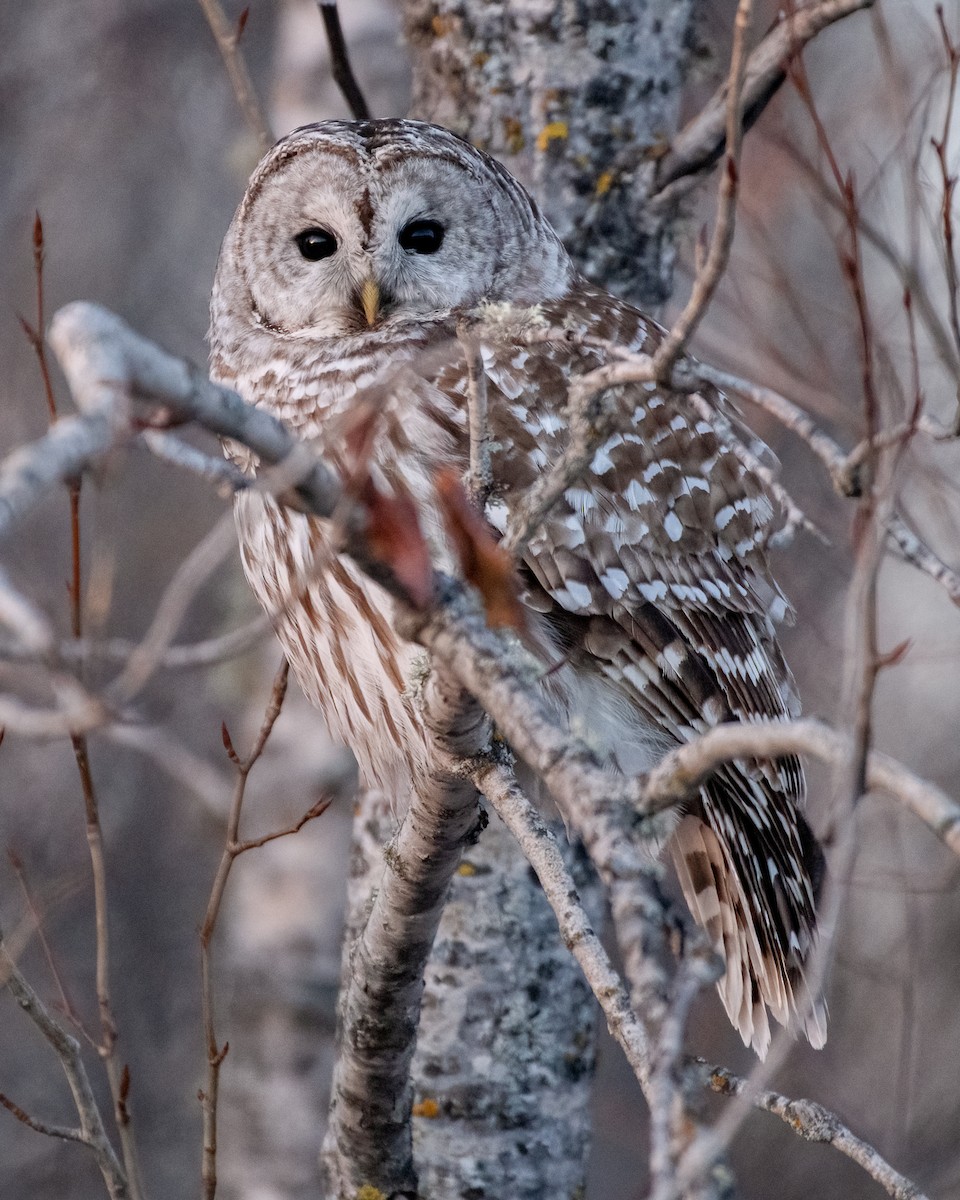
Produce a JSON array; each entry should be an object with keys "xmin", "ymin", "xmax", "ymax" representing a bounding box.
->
[
  {"xmin": 0, "ymin": 1090, "xmax": 88, "ymax": 1145},
  {"xmin": 0, "ymin": 928, "xmax": 128, "ymax": 1198},
  {"xmin": 653, "ymin": 0, "xmax": 753, "ymax": 381},
  {"xmin": 17, "ymin": 213, "xmax": 59, "ymax": 423},
  {"xmin": 7, "ymin": 852, "xmax": 95, "ymax": 1047},
  {"xmin": 785, "ymin": 139, "xmax": 960, "ymax": 383},
  {"xmin": 71, "ymin": 731, "xmax": 144, "ymax": 1199},
  {"xmin": 0, "ymin": 615, "xmax": 270, "ymax": 672},
  {"xmin": 317, "ymin": 2, "xmax": 371, "ymax": 120},
  {"xmin": 106, "ymin": 513, "xmax": 240, "ymax": 705},
  {"xmin": 932, "ymin": 5, "xmax": 960, "ymax": 361},
  {"xmin": 886, "ymin": 513, "xmax": 960, "ymax": 603},
  {"xmin": 197, "ymin": 0, "xmax": 272, "ymax": 155},
  {"xmin": 699, "ymin": 1065, "xmax": 929, "ymax": 1200},
  {"xmin": 199, "ymin": 659, "xmax": 302, "ymax": 1198}
]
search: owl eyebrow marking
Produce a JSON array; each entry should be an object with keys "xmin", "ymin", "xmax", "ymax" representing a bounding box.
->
[{"xmin": 356, "ymin": 186, "xmax": 374, "ymax": 239}]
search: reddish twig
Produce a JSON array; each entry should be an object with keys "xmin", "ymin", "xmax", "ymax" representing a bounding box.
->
[
  {"xmin": 198, "ymin": 659, "xmax": 330, "ymax": 1199},
  {"xmin": 16, "ymin": 214, "xmax": 58, "ymax": 422},
  {"xmin": 19, "ymin": 222, "xmax": 144, "ymax": 1196},
  {"xmin": 7, "ymin": 851, "xmax": 95, "ymax": 1048},
  {"xmin": 933, "ymin": 5, "xmax": 960, "ymax": 362},
  {"xmin": 197, "ymin": 0, "xmax": 272, "ymax": 154}
]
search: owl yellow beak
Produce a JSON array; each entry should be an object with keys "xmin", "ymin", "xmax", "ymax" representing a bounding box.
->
[{"xmin": 360, "ymin": 278, "xmax": 380, "ymax": 327}]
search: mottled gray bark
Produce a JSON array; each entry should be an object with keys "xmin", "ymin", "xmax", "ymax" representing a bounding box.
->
[
  {"xmin": 411, "ymin": 813, "xmax": 599, "ymax": 1200},
  {"xmin": 321, "ymin": 676, "xmax": 489, "ymax": 1198},
  {"xmin": 403, "ymin": 0, "xmax": 697, "ymax": 306}
]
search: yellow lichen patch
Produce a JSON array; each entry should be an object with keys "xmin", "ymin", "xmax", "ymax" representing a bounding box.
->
[
  {"xmin": 355, "ymin": 1187, "xmax": 387, "ymax": 1200},
  {"xmin": 412, "ymin": 1097, "xmax": 441, "ymax": 1119},
  {"xmin": 536, "ymin": 121, "xmax": 569, "ymax": 152},
  {"xmin": 502, "ymin": 116, "xmax": 525, "ymax": 155},
  {"xmin": 431, "ymin": 14, "xmax": 454, "ymax": 36},
  {"xmin": 595, "ymin": 170, "xmax": 615, "ymax": 196},
  {"xmin": 457, "ymin": 861, "xmax": 478, "ymax": 877}
]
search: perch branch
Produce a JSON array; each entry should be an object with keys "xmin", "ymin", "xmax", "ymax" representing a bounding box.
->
[{"xmin": 35, "ymin": 305, "xmax": 960, "ymax": 859}]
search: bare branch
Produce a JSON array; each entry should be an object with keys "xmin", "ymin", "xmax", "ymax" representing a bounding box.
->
[
  {"xmin": 0, "ymin": 1090, "xmax": 88, "ymax": 1145},
  {"xmin": 139, "ymin": 429, "xmax": 250, "ymax": 496},
  {"xmin": 473, "ymin": 759, "xmax": 651, "ymax": 1088},
  {"xmin": 0, "ymin": 616, "xmax": 269, "ymax": 674},
  {"xmin": 642, "ymin": 717, "xmax": 960, "ymax": 858},
  {"xmin": 785, "ymin": 139, "xmax": 960, "ymax": 383},
  {"xmin": 106, "ymin": 512, "xmax": 239, "ymax": 705},
  {"xmin": 0, "ymin": 929, "xmax": 127, "ymax": 1198},
  {"xmin": 653, "ymin": 0, "xmax": 875, "ymax": 198},
  {"xmin": 932, "ymin": 6, "xmax": 960, "ymax": 362},
  {"xmin": 886, "ymin": 512, "xmax": 960, "ymax": 603},
  {"xmin": 70, "ymin": 729, "xmax": 144, "ymax": 1199},
  {"xmin": 700, "ymin": 1064, "xmax": 930, "ymax": 1200}
]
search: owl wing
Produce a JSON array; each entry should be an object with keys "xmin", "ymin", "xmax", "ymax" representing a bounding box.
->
[{"xmin": 437, "ymin": 282, "xmax": 824, "ymax": 1056}]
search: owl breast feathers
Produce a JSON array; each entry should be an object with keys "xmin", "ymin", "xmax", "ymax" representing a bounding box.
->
[{"xmin": 209, "ymin": 118, "xmax": 825, "ymax": 1058}]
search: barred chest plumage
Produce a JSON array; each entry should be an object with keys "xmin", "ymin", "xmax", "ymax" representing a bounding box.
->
[{"xmin": 216, "ymin": 319, "xmax": 472, "ymax": 795}]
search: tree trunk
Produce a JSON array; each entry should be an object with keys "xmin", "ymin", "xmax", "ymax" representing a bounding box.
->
[{"xmin": 403, "ymin": 0, "xmax": 697, "ymax": 305}]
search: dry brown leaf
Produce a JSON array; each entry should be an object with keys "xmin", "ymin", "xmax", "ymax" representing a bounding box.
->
[
  {"xmin": 435, "ymin": 467, "xmax": 526, "ymax": 631},
  {"xmin": 360, "ymin": 477, "xmax": 434, "ymax": 610}
]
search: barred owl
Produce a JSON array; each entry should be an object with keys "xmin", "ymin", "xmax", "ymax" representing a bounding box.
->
[{"xmin": 210, "ymin": 119, "xmax": 825, "ymax": 1057}]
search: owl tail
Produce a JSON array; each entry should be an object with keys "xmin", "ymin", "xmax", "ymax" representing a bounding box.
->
[{"xmin": 669, "ymin": 807, "xmax": 827, "ymax": 1059}]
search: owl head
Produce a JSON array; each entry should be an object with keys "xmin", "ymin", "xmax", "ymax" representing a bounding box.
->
[{"xmin": 213, "ymin": 119, "xmax": 573, "ymax": 339}]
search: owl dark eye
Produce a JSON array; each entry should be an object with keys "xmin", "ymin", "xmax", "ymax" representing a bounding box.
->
[
  {"xmin": 398, "ymin": 219, "xmax": 444, "ymax": 254},
  {"xmin": 294, "ymin": 227, "xmax": 338, "ymax": 261}
]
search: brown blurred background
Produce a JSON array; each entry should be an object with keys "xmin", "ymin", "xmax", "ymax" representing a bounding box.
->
[{"xmin": 0, "ymin": 2, "xmax": 958, "ymax": 1197}]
